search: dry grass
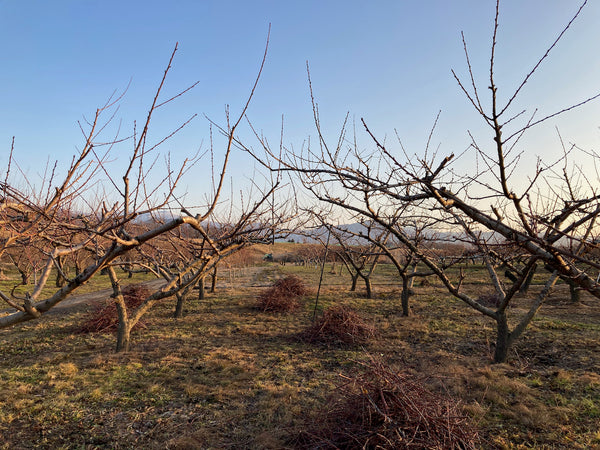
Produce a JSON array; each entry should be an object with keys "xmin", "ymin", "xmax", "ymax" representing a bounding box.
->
[{"xmin": 0, "ymin": 261, "xmax": 599, "ymax": 448}]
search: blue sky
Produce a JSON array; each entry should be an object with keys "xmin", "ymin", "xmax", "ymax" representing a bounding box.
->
[{"xmin": 0, "ymin": 1, "xmax": 598, "ymax": 205}]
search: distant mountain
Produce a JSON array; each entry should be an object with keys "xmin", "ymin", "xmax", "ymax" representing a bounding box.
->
[{"xmin": 278, "ymin": 222, "xmax": 502, "ymax": 247}]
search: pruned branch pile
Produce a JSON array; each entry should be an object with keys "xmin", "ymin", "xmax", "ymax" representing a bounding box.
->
[
  {"xmin": 301, "ymin": 304, "xmax": 377, "ymax": 345},
  {"xmin": 297, "ymin": 360, "xmax": 480, "ymax": 449},
  {"xmin": 257, "ymin": 275, "xmax": 307, "ymax": 313},
  {"xmin": 77, "ymin": 284, "xmax": 151, "ymax": 333}
]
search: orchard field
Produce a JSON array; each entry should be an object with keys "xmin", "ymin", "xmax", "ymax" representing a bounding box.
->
[{"xmin": 1, "ymin": 243, "xmax": 599, "ymax": 449}]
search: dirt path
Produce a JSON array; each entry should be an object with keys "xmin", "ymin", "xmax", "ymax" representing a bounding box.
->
[
  {"xmin": 46, "ymin": 279, "xmax": 168, "ymax": 316},
  {"xmin": 2, "ymin": 265, "xmax": 284, "ymax": 318},
  {"xmin": 46, "ymin": 265, "xmax": 271, "ymax": 315}
]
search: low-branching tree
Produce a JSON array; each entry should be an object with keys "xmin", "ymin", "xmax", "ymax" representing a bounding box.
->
[{"xmin": 246, "ymin": 1, "xmax": 600, "ymax": 362}]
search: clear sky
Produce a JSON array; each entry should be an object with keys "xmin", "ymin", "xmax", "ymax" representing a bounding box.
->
[{"xmin": 0, "ymin": 1, "xmax": 599, "ymax": 206}]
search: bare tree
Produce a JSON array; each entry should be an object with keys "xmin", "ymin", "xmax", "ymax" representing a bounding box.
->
[
  {"xmin": 359, "ymin": 218, "xmax": 446, "ymax": 317},
  {"xmin": 0, "ymin": 35, "xmax": 281, "ymax": 334},
  {"xmin": 95, "ymin": 34, "xmax": 298, "ymax": 351},
  {"xmin": 315, "ymin": 219, "xmax": 388, "ymax": 299},
  {"xmin": 106, "ymin": 198, "xmax": 283, "ymax": 352},
  {"xmin": 246, "ymin": 1, "xmax": 600, "ymax": 362}
]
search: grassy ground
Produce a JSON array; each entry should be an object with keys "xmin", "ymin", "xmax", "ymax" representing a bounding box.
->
[{"xmin": 0, "ymin": 257, "xmax": 599, "ymax": 449}]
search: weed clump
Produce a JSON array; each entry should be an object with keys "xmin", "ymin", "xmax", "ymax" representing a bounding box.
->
[
  {"xmin": 77, "ymin": 284, "xmax": 150, "ymax": 333},
  {"xmin": 257, "ymin": 275, "xmax": 307, "ymax": 313},
  {"xmin": 297, "ymin": 359, "xmax": 480, "ymax": 449},
  {"xmin": 301, "ymin": 304, "xmax": 377, "ymax": 345}
]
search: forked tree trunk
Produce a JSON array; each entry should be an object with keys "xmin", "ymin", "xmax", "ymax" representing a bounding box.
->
[{"xmin": 493, "ymin": 272, "xmax": 559, "ymax": 364}]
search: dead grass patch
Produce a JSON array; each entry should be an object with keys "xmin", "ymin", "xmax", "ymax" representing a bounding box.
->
[{"xmin": 1, "ymin": 263, "xmax": 600, "ymax": 448}]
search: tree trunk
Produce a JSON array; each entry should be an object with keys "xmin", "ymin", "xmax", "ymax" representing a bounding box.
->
[
  {"xmin": 401, "ymin": 275, "xmax": 411, "ymax": 316},
  {"xmin": 19, "ymin": 270, "xmax": 29, "ymax": 285},
  {"xmin": 364, "ymin": 277, "xmax": 373, "ymax": 299},
  {"xmin": 116, "ymin": 322, "xmax": 131, "ymax": 353},
  {"xmin": 198, "ymin": 277, "xmax": 205, "ymax": 300},
  {"xmin": 108, "ymin": 266, "xmax": 131, "ymax": 353},
  {"xmin": 350, "ymin": 274, "xmax": 358, "ymax": 291},
  {"xmin": 114, "ymin": 297, "xmax": 130, "ymax": 353},
  {"xmin": 494, "ymin": 313, "xmax": 510, "ymax": 363},
  {"xmin": 568, "ymin": 279, "xmax": 580, "ymax": 303},
  {"xmin": 174, "ymin": 292, "xmax": 187, "ymax": 318},
  {"xmin": 55, "ymin": 255, "xmax": 66, "ymax": 288},
  {"xmin": 210, "ymin": 267, "xmax": 217, "ymax": 293}
]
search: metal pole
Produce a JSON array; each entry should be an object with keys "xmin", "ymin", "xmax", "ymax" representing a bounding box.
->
[{"xmin": 312, "ymin": 227, "xmax": 331, "ymax": 322}]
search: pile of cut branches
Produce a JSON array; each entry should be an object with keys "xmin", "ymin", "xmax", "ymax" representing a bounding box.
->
[
  {"xmin": 301, "ymin": 304, "xmax": 377, "ymax": 345},
  {"xmin": 77, "ymin": 284, "xmax": 150, "ymax": 333},
  {"xmin": 297, "ymin": 359, "xmax": 480, "ymax": 449},
  {"xmin": 257, "ymin": 275, "xmax": 307, "ymax": 313}
]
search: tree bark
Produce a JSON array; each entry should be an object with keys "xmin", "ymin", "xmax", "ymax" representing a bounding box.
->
[
  {"xmin": 198, "ymin": 277, "xmax": 205, "ymax": 300},
  {"xmin": 568, "ymin": 279, "xmax": 580, "ymax": 303},
  {"xmin": 210, "ymin": 267, "xmax": 217, "ymax": 293},
  {"xmin": 174, "ymin": 292, "xmax": 186, "ymax": 318},
  {"xmin": 350, "ymin": 273, "xmax": 358, "ymax": 291},
  {"xmin": 494, "ymin": 313, "xmax": 510, "ymax": 363},
  {"xmin": 114, "ymin": 294, "xmax": 130, "ymax": 353},
  {"xmin": 401, "ymin": 275, "xmax": 411, "ymax": 316},
  {"xmin": 55, "ymin": 255, "xmax": 66, "ymax": 288},
  {"xmin": 19, "ymin": 270, "xmax": 29, "ymax": 285},
  {"xmin": 364, "ymin": 277, "xmax": 373, "ymax": 299}
]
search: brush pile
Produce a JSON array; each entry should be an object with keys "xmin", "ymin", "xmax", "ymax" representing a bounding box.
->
[
  {"xmin": 301, "ymin": 304, "xmax": 377, "ymax": 345},
  {"xmin": 257, "ymin": 275, "xmax": 307, "ymax": 313},
  {"xmin": 297, "ymin": 359, "xmax": 479, "ymax": 449},
  {"xmin": 77, "ymin": 284, "xmax": 150, "ymax": 333}
]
